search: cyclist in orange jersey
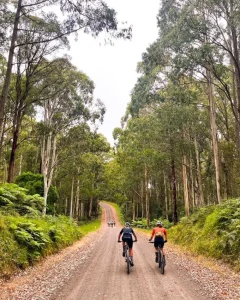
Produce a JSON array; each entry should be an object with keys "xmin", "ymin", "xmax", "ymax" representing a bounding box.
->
[{"xmin": 149, "ymin": 221, "xmax": 167, "ymax": 263}]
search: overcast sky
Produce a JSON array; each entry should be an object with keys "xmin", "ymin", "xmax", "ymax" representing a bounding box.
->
[{"xmin": 69, "ymin": 0, "xmax": 160, "ymax": 145}]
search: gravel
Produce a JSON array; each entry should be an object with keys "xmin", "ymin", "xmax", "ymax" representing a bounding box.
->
[{"xmin": 1, "ymin": 208, "xmax": 240, "ymax": 300}]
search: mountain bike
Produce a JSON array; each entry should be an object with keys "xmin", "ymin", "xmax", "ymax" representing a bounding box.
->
[
  {"xmin": 149, "ymin": 241, "xmax": 166, "ymax": 274},
  {"xmin": 118, "ymin": 240, "xmax": 136, "ymax": 274}
]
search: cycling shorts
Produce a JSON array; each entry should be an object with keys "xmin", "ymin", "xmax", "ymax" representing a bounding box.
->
[
  {"xmin": 154, "ymin": 237, "xmax": 164, "ymax": 249},
  {"xmin": 122, "ymin": 237, "xmax": 133, "ymax": 249}
]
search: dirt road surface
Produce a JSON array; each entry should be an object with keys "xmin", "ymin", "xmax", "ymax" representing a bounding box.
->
[
  {"xmin": 53, "ymin": 202, "xmax": 205, "ymax": 300},
  {"xmin": 1, "ymin": 202, "xmax": 239, "ymax": 300}
]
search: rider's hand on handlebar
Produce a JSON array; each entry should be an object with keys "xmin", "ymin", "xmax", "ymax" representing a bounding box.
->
[
  {"xmin": 164, "ymin": 240, "xmax": 167, "ymax": 243},
  {"xmin": 118, "ymin": 240, "xmax": 121, "ymax": 243},
  {"xmin": 148, "ymin": 238, "xmax": 152, "ymax": 241},
  {"xmin": 134, "ymin": 239, "xmax": 137, "ymax": 242}
]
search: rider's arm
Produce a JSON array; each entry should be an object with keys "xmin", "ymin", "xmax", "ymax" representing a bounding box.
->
[
  {"xmin": 149, "ymin": 228, "xmax": 155, "ymax": 241},
  {"xmin": 118, "ymin": 229, "xmax": 123, "ymax": 241},
  {"xmin": 132, "ymin": 229, "xmax": 137, "ymax": 241},
  {"xmin": 164, "ymin": 229, "xmax": 168, "ymax": 241}
]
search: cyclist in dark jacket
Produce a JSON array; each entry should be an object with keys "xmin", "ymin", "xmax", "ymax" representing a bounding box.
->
[{"xmin": 118, "ymin": 222, "xmax": 137, "ymax": 266}]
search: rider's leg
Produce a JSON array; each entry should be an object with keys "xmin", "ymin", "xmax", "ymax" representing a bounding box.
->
[
  {"xmin": 154, "ymin": 247, "xmax": 158, "ymax": 262},
  {"xmin": 122, "ymin": 241, "xmax": 126, "ymax": 256},
  {"xmin": 128, "ymin": 240, "xmax": 134, "ymax": 265}
]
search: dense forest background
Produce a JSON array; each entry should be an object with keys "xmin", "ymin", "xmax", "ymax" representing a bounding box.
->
[{"xmin": 1, "ymin": 0, "xmax": 240, "ymax": 229}]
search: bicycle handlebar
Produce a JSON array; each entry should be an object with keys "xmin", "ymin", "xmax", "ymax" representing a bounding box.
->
[
  {"xmin": 118, "ymin": 240, "xmax": 137, "ymax": 243},
  {"xmin": 149, "ymin": 240, "xmax": 167, "ymax": 243}
]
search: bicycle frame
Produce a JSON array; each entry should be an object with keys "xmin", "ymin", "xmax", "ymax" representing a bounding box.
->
[
  {"xmin": 119, "ymin": 240, "xmax": 135, "ymax": 274},
  {"xmin": 149, "ymin": 241, "xmax": 166, "ymax": 274}
]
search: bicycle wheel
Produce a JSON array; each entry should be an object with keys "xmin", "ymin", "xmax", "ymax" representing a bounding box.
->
[
  {"xmin": 126, "ymin": 249, "xmax": 130, "ymax": 274},
  {"xmin": 158, "ymin": 247, "xmax": 162, "ymax": 269},
  {"xmin": 160, "ymin": 251, "xmax": 165, "ymax": 274}
]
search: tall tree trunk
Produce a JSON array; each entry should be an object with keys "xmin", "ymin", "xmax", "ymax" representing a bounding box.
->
[
  {"xmin": 182, "ymin": 155, "xmax": 189, "ymax": 216},
  {"xmin": 80, "ymin": 202, "xmax": 84, "ymax": 219},
  {"xmin": 0, "ymin": 115, "xmax": 7, "ymax": 158},
  {"xmin": 70, "ymin": 175, "xmax": 74, "ymax": 218},
  {"xmin": 75, "ymin": 176, "xmax": 80, "ymax": 221},
  {"xmin": 206, "ymin": 69, "xmax": 221, "ymax": 204},
  {"xmin": 145, "ymin": 165, "xmax": 150, "ymax": 228},
  {"xmin": 164, "ymin": 173, "xmax": 168, "ymax": 220},
  {"xmin": 7, "ymin": 128, "xmax": 19, "ymax": 183},
  {"xmin": 19, "ymin": 153, "xmax": 23, "ymax": 175},
  {"xmin": 141, "ymin": 179, "xmax": 144, "ymax": 219},
  {"xmin": 65, "ymin": 197, "xmax": 68, "ymax": 215},
  {"xmin": 89, "ymin": 195, "xmax": 93, "ymax": 218},
  {"xmin": 0, "ymin": 0, "xmax": 22, "ymax": 141},
  {"xmin": 132, "ymin": 195, "xmax": 136, "ymax": 221},
  {"xmin": 171, "ymin": 159, "xmax": 178, "ymax": 224},
  {"xmin": 189, "ymin": 154, "xmax": 195, "ymax": 208},
  {"xmin": 7, "ymin": 106, "xmax": 22, "ymax": 182},
  {"xmin": 194, "ymin": 138, "xmax": 204, "ymax": 206}
]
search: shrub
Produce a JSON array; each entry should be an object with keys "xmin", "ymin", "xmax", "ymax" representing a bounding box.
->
[
  {"xmin": 15, "ymin": 172, "xmax": 59, "ymax": 214},
  {"xmin": 0, "ymin": 184, "xmax": 44, "ymax": 216},
  {"xmin": 169, "ymin": 199, "xmax": 240, "ymax": 269}
]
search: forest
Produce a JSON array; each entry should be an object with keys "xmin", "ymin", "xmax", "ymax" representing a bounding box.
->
[{"xmin": 1, "ymin": 0, "xmax": 240, "ymax": 274}]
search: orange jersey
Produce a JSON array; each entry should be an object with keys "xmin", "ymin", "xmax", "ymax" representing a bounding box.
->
[{"xmin": 151, "ymin": 227, "xmax": 167, "ymax": 239}]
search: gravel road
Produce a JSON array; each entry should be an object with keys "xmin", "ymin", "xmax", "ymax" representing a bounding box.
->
[{"xmin": 0, "ymin": 202, "xmax": 240, "ymax": 300}]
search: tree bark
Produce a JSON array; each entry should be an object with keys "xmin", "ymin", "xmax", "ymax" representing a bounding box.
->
[
  {"xmin": 164, "ymin": 173, "xmax": 168, "ymax": 220},
  {"xmin": 145, "ymin": 165, "xmax": 150, "ymax": 227},
  {"xmin": 171, "ymin": 159, "xmax": 178, "ymax": 224},
  {"xmin": 141, "ymin": 179, "xmax": 144, "ymax": 219},
  {"xmin": 182, "ymin": 155, "xmax": 189, "ymax": 216},
  {"xmin": 70, "ymin": 174, "xmax": 74, "ymax": 218},
  {"xmin": 132, "ymin": 195, "xmax": 136, "ymax": 221},
  {"xmin": 206, "ymin": 69, "xmax": 221, "ymax": 203},
  {"xmin": 194, "ymin": 138, "xmax": 204, "ymax": 207},
  {"xmin": 89, "ymin": 195, "xmax": 93, "ymax": 218},
  {"xmin": 65, "ymin": 197, "xmax": 68, "ymax": 215},
  {"xmin": 0, "ymin": 0, "xmax": 22, "ymax": 142},
  {"xmin": 75, "ymin": 175, "xmax": 80, "ymax": 221}
]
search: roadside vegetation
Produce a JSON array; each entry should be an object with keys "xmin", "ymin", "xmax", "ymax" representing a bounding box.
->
[
  {"xmin": 0, "ymin": 184, "xmax": 101, "ymax": 278},
  {"xmin": 109, "ymin": 199, "xmax": 240, "ymax": 270},
  {"xmin": 169, "ymin": 199, "xmax": 240, "ymax": 270}
]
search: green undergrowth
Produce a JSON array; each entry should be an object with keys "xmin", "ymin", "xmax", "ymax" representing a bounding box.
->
[
  {"xmin": 169, "ymin": 199, "xmax": 240, "ymax": 270},
  {"xmin": 0, "ymin": 183, "xmax": 103, "ymax": 279},
  {"xmin": 0, "ymin": 214, "xmax": 82, "ymax": 278},
  {"xmin": 79, "ymin": 215, "xmax": 102, "ymax": 236}
]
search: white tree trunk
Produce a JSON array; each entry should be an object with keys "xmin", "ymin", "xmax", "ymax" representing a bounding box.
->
[
  {"xmin": 182, "ymin": 155, "xmax": 189, "ymax": 216},
  {"xmin": 41, "ymin": 100, "xmax": 58, "ymax": 215},
  {"xmin": 70, "ymin": 175, "xmax": 74, "ymax": 218},
  {"xmin": 76, "ymin": 175, "xmax": 80, "ymax": 221},
  {"xmin": 164, "ymin": 173, "xmax": 168, "ymax": 220},
  {"xmin": 206, "ymin": 69, "xmax": 221, "ymax": 203},
  {"xmin": 194, "ymin": 138, "xmax": 204, "ymax": 206}
]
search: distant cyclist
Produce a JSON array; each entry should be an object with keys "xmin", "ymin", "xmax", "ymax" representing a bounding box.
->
[
  {"xmin": 118, "ymin": 222, "xmax": 137, "ymax": 266},
  {"xmin": 149, "ymin": 221, "xmax": 167, "ymax": 262}
]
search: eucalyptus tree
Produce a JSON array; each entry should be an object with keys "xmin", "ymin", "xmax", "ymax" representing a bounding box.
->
[
  {"xmin": 155, "ymin": 0, "xmax": 240, "ymax": 201},
  {"xmin": 6, "ymin": 15, "xmax": 67, "ymax": 183},
  {"xmin": 0, "ymin": 0, "xmax": 132, "ymax": 147},
  {"xmin": 36, "ymin": 58, "xmax": 104, "ymax": 215}
]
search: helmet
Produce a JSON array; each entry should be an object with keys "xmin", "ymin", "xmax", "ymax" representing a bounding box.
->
[
  {"xmin": 125, "ymin": 222, "xmax": 130, "ymax": 227},
  {"xmin": 156, "ymin": 221, "xmax": 162, "ymax": 226}
]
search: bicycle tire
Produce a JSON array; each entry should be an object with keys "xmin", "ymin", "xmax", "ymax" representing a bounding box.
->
[
  {"xmin": 158, "ymin": 247, "xmax": 162, "ymax": 269},
  {"xmin": 160, "ymin": 251, "xmax": 165, "ymax": 274},
  {"xmin": 126, "ymin": 249, "xmax": 130, "ymax": 274}
]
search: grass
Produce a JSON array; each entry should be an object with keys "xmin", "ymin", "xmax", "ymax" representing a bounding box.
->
[{"xmin": 79, "ymin": 217, "xmax": 102, "ymax": 236}]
